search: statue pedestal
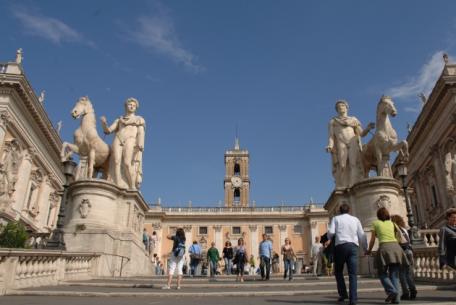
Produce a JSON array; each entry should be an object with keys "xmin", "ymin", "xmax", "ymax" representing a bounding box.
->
[
  {"xmin": 62, "ymin": 180, "xmax": 152, "ymax": 277},
  {"xmin": 325, "ymin": 177, "xmax": 408, "ymax": 275}
]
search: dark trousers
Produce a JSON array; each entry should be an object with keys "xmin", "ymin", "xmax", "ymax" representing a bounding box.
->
[
  {"xmin": 334, "ymin": 243, "xmax": 359, "ymax": 303},
  {"xmin": 190, "ymin": 258, "xmax": 199, "ymax": 276},
  {"xmin": 260, "ymin": 256, "xmax": 271, "ymax": 279}
]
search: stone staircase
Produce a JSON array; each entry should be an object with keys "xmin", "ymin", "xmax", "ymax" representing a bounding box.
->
[{"xmin": 4, "ymin": 274, "xmax": 455, "ymax": 304}]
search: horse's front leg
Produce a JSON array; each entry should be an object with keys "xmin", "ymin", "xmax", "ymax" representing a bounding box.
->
[
  {"xmin": 88, "ymin": 149, "xmax": 95, "ymax": 178},
  {"xmin": 61, "ymin": 142, "xmax": 79, "ymax": 161}
]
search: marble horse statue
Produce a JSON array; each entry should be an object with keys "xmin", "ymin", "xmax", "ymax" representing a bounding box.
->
[
  {"xmin": 362, "ymin": 95, "xmax": 409, "ymax": 177},
  {"xmin": 61, "ymin": 96, "xmax": 110, "ymax": 179}
]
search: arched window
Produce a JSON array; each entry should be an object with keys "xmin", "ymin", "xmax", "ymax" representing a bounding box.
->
[
  {"xmin": 234, "ymin": 163, "xmax": 241, "ymax": 176},
  {"xmin": 234, "ymin": 188, "xmax": 241, "ymax": 204}
]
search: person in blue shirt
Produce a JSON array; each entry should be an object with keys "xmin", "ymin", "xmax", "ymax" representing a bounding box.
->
[
  {"xmin": 188, "ymin": 240, "xmax": 202, "ymax": 277},
  {"xmin": 258, "ymin": 233, "xmax": 273, "ymax": 280}
]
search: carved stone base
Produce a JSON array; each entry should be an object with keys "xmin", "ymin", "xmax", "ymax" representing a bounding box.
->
[
  {"xmin": 325, "ymin": 177, "xmax": 408, "ymax": 275},
  {"xmin": 63, "ymin": 179, "xmax": 152, "ymax": 277}
]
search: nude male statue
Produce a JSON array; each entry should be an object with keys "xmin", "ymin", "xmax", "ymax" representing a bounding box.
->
[
  {"xmin": 101, "ymin": 98, "xmax": 145, "ymax": 189},
  {"xmin": 326, "ymin": 100, "xmax": 374, "ymax": 188}
]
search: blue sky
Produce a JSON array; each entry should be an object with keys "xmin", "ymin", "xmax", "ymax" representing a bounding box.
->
[{"xmin": 1, "ymin": 1, "xmax": 455, "ymax": 207}]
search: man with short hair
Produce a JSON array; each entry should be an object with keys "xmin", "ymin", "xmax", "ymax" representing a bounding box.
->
[
  {"xmin": 207, "ymin": 242, "xmax": 220, "ymax": 278},
  {"xmin": 327, "ymin": 203, "xmax": 367, "ymax": 305},
  {"xmin": 259, "ymin": 233, "xmax": 273, "ymax": 280},
  {"xmin": 189, "ymin": 240, "xmax": 202, "ymax": 277}
]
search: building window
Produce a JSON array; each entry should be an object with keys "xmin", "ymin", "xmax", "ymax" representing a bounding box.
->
[
  {"xmin": 234, "ymin": 163, "xmax": 241, "ymax": 176},
  {"xmin": 293, "ymin": 225, "xmax": 303, "ymax": 234},
  {"xmin": 199, "ymin": 226, "xmax": 208, "ymax": 235},
  {"xmin": 431, "ymin": 185, "xmax": 439, "ymax": 208},
  {"xmin": 232, "ymin": 226, "xmax": 241, "ymax": 235},
  {"xmin": 233, "ymin": 189, "xmax": 240, "ymax": 204},
  {"xmin": 264, "ymin": 226, "xmax": 273, "ymax": 234}
]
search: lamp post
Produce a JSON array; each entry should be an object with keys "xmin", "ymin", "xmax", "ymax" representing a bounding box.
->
[
  {"xmin": 396, "ymin": 162, "xmax": 424, "ymax": 245},
  {"xmin": 47, "ymin": 159, "xmax": 77, "ymax": 250}
]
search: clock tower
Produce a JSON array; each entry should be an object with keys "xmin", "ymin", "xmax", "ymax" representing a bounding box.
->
[{"xmin": 224, "ymin": 138, "xmax": 250, "ymax": 207}]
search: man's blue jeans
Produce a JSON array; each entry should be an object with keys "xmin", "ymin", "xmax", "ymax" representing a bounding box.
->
[
  {"xmin": 209, "ymin": 260, "xmax": 217, "ymax": 277},
  {"xmin": 190, "ymin": 258, "xmax": 200, "ymax": 276},
  {"xmin": 260, "ymin": 256, "xmax": 271, "ymax": 279},
  {"xmin": 379, "ymin": 263, "xmax": 400, "ymax": 301},
  {"xmin": 334, "ymin": 243, "xmax": 359, "ymax": 303}
]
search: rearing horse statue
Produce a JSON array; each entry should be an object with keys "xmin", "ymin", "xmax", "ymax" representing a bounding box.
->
[
  {"xmin": 362, "ymin": 95, "xmax": 409, "ymax": 177},
  {"xmin": 61, "ymin": 96, "xmax": 110, "ymax": 179}
]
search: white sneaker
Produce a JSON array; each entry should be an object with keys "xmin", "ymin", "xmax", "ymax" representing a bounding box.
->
[
  {"xmin": 162, "ymin": 285, "xmax": 171, "ymax": 290},
  {"xmin": 176, "ymin": 286, "xmax": 181, "ymax": 290}
]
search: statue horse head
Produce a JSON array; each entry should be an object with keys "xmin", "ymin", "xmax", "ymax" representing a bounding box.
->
[
  {"xmin": 71, "ymin": 96, "xmax": 94, "ymax": 119},
  {"xmin": 377, "ymin": 95, "xmax": 397, "ymax": 119}
]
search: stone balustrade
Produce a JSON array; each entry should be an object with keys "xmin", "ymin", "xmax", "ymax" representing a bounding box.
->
[
  {"xmin": 413, "ymin": 246, "xmax": 454, "ymax": 281},
  {"xmin": 154, "ymin": 205, "xmax": 323, "ymax": 214},
  {"xmin": 418, "ymin": 229, "xmax": 440, "ymax": 247},
  {"xmin": 0, "ymin": 249, "xmax": 100, "ymax": 295}
]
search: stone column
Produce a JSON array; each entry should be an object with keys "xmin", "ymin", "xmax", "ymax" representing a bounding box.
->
[
  {"xmin": 213, "ymin": 225, "xmax": 222, "ymax": 250},
  {"xmin": 183, "ymin": 225, "xmax": 192, "ymax": 263},
  {"xmin": 278, "ymin": 224, "xmax": 287, "ymax": 247},
  {"xmin": 0, "ymin": 111, "xmax": 10, "ymax": 152},
  {"xmin": 249, "ymin": 225, "xmax": 258, "ymax": 257},
  {"xmin": 225, "ymin": 158, "xmax": 230, "ymax": 177},
  {"xmin": 12, "ymin": 148, "xmax": 34, "ymax": 211},
  {"xmin": 35, "ymin": 176, "xmax": 52, "ymax": 225},
  {"xmin": 152, "ymin": 222, "xmax": 163, "ymax": 258}
]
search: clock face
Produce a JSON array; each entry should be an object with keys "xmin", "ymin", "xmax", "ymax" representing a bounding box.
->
[{"xmin": 231, "ymin": 176, "xmax": 242, "ymax": 188}]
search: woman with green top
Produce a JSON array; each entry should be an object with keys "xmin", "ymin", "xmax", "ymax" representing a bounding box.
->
[{"xmin": 366, "ymin": 207, "xmax": 408, "ymax": 304}]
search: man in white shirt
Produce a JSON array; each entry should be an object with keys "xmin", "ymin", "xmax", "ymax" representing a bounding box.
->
[
  {"xmin": 311, "ymin": 236, "xmax": 323, "ymax": 276},
  {"xmin": 327, "ymin": 203, "xmax": 367, "ymax": 305}
]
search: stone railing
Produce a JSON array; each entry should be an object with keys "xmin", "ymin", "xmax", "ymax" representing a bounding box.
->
[
  {"xmin": 156, "ymin": 205, "xmax": 315, "ymax": 214},
  {"xmin": 413, "ymin": 246, "xmax": 454, "ymax": 281},
  {"xmin": 418, "ymin": 229, "xmax": 440, "ymax": 247},
  {"xmin": 0, "ymin": 249, "xmax": 100, "ymax": 295}
]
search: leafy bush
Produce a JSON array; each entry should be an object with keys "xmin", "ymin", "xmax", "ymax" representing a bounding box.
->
[{"xmin": 0, "ymin": 221, "xmax": 28, "ymax": 248}]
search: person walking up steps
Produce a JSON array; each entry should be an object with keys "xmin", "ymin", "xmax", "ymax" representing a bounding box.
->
[{"xmin": 327, "ymin": 203, "xmax": 367, "ymax": 305}]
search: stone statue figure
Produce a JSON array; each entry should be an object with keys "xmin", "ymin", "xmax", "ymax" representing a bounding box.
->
[
  {"xmin": 101, "ymin": 98, "xmax": 145, "ymax": 189},
  {"xmin": 444, "ymin": 151, "xmax": 454, "ymax": 191},
  {"xmin": 15, "ymin": 48, "xmax": 23, "ymax": 64},
  {"xmin": 56, "ymin": 121, "xmax": 63, "ymax": 135},
  {"xmin": 0, "ymin": 139, "xmax": 22, "ymax": 200},
  {"xmin": 61, "ymin": 96, "xmax": 110, "ymax": 179},
  {"xmin": 38, "ymin": 90, "xmax": 45, "ymax": 104},
  {"xmin": 361, "ymin": 96, "xmax": 409, "ymax": 177},
  {"xmin": 326, "ymin": 100, "xmax": 375, "ymax": 189}
]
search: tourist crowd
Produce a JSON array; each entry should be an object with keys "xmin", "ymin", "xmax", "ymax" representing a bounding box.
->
[{"xmin": 152, "ymin": 206, "xmax": 455, "ymax": 304}]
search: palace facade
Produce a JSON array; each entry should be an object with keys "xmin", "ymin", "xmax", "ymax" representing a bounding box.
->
[
  {"xmin": 144, "ymin": 139, "xmax": 329, "ymax": 269},
  {"xmin": 0, "ymin": 54, "xmax": 64, "ymax": 243},
  {"xmin": 393, "ymin": 58, "xmax": 456, "ymax": 228}
]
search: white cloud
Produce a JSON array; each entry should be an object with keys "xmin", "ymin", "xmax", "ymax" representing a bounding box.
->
[
  {"xmin": 404, "ymin": 106, "xmax": 421, "ymax": 113},
  {"xmin": 129, "ymin": 14, "xmax": 204, "ymax": 73},
  {"xmin": 13, "ymin": 8, "xmax": 94, "ymax": 47},
  {"xmin": 387, "ymin": 51, "xmax": 447, "ymax": 99}
]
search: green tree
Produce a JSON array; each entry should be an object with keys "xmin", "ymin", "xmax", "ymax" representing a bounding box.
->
[{"xmin": 0, "ymin": 221, "xmax": 28, "ymax": 248}]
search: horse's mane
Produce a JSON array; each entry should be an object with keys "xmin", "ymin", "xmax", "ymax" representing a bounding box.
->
[{"xmin": 78, "ymin": 96, "xmax": 94, "ymax": 113}]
